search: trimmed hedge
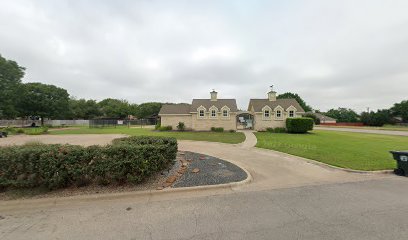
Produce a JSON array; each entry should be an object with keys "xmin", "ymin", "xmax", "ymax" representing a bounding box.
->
[
  {"xmin": 286, "ymin": 118, "xmax": 314, "ymax": 133},
  {"xmin": 0, "ymin": 136, "xmax": 177, "ymax": 190},
  {"xmin": 211, "ymin": 127, "xmax": 224, "ymax": 132}
]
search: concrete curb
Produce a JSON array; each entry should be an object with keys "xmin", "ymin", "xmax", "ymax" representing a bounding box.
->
[{"xmin": 254, "ymin": 147, "xmax": 394, "ymax": 175}]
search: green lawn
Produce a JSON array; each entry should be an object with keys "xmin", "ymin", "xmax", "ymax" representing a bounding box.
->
[
  {"xmin": 49, "ymin": 126, "xmax": 246, "ymax": 144},
  {"xmin": 255, "ymin": 130, "xmax": 408, "ymax": 171},
  {"xmin": 319, "ymin": 124, "xmax": 408, "ymax": 132}
]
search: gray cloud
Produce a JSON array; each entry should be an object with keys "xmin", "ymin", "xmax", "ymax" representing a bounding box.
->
[{"xmin": 1, "ymin": 0, "xmax": 408, "ymax": 112}]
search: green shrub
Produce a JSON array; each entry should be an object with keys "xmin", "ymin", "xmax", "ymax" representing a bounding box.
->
[
  {"xmin": 1, "ymin": 127, "xmax": 16, "ymax": 134},
  {"xmin": 24, "ymin": 127, "xmax": 49, "ymax": 135},
  {"xmin": 211, "ymin": 127, "xmax": 224, "ymax": 132},
  {"xmin": 0, "ymin": 136, "xmax": 177, "ymax": 190},
  {"xmin": 155, "ymin": 123, "xmax": 161, "ymax": 130},
  {"xmin": 286, "ymin": 118, "xmax": 314, "ymax": 133},
  {"xmin": 16, "ymin": 129, "xmax": 25, "ymax": 134},
  {"xmin": 177, "ymin": 122, "xmax": 185, "ymax": 131},
  {"xmin": 158, "ymin": 126, "xmax": 172, "ymax": 131},
  {"xmin": 266, "ymin": 128, "xmax": 274, "ymax": 133},
  {"xmin": 229, "ymin": 129, "xmax": 236, "ymax": 133},
  {"xmin": 304, "ymin": 113, "xmax": 321, "ymax": 125}
]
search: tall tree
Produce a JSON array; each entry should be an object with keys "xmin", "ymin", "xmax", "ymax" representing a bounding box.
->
[
  {"xmin": 18, "ymin": 83, "xmax": 70, "ymax": 125},
  {"xmin": 98, "ymin": 98, "xmax": 130, "ymax": 118},
  {"xmin": 68, "ymin": 98, "xmax": 101, "ymax": 119},
  {"xmin": 277, "ymin": 92, "xmax": 312, "ymax": 112},
  {"xmin": 391, "ymin": 100, "xmax": 408, "ymax": 122},
  {"xmin": 361, "ymin": 109, "xmax": 393, "ymax": 126},
  {"xmin": 0, "ymin": 54, "xmax": 25, "ymax": 118},
  {"xmin": 134, "ymin": 102, "xmax": 162, "ymax": 119},
  {"xmin": 325, "ymin": 108, "xmax": 359, "ymax": 123}
]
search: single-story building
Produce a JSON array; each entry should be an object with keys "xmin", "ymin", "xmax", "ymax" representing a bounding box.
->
[
  {"xmin": 247, "ymin": 90, "xmax": 305, "ymax": 131},
  {"xmin": 159, "ymin": 90, "xmax": 238, "ymax": 131},
  {"xmin": 159, "ymin": 88, "xmax": 305, "ymax": 131}
]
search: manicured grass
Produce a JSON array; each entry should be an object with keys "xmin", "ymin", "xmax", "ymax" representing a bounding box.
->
[
  {"xmin": 255, "ymin": 130, "xmax": 408, "ymax": 171},
  {"xmin": 49, "ymin": 126, "xmax": 246, "ymax": 144},
  {"xmin": 319, "ymin": 124, "xmax": 408, "ymax": 132}
]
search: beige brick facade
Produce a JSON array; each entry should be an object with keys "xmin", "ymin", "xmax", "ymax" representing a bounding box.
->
[
  {"xmin": 160, "ymin": 115, "xmax": 192, "ymax": 130},
  {"xmin": 191, "ymin": 112, "xmax": 237, "ymax": 131},
  {"xmin": 252, "ymin": 112, "xmax": 303, "ymax": 131},
  {"xmin": 160, "ymin": 113, "xmax": 236, "ymax": 131}
]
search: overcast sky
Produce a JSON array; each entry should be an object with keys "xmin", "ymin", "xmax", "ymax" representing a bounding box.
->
[{"xmin": 1, "ymin": 0, "xmax": 407, "ymax": 112}]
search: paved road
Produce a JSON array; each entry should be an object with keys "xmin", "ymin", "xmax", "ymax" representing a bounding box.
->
[
  {"xmin": 0, "ymin": 132, "xmax": 402, "ymax": 239},
  {"xmin": 1, "ymin": 177, "xmax": 407, "ymax": 240},
  {"xmin": 315, "ymin": 126, "xmax": 408, "ymax": 136}
]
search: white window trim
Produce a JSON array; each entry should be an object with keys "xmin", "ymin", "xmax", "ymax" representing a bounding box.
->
[
  {"xmin": 274, "ymin": 106, "xmax": 284, "ymax": 120},
  {"xmin": 197, "ymin": 106, "xmax": 206, "ymax": 119},
  {"xmin": 221, "ymin": 106, "xmax": 230, "ymax": 119},
  {"xmin": 209, "ymin": 106, "xmax": 218, "ymax": 119},
  {"xmin": 262, "ymin": 106, "xmax": 272, "ymax": 120},
  {"xmin": 286, "ymin": 106, "xmax": 297, "ymax": 118}
]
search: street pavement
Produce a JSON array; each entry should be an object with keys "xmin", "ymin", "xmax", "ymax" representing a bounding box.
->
[{"xmin": 0, "ymin": 132, "xmax": 405, "ymax": 239}]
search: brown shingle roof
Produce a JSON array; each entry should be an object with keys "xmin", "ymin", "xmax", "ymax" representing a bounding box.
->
[
  {"xmin": 248, "ymin": 98, "xmax": 305, "ymax": 112},
  {"xmin": 159, "ymin": 104, "xmax": 191, "ymax": 115},
  {"xmin": 191, "ymin": 99, "xmax": 238, "ymax": 112},
  {"xmin": 305, "ymin": 112, "xmax": 336, "ymax": 121}
]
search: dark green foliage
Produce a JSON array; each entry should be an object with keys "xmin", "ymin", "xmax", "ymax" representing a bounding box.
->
[
  {"xmin": 133, "ymin": 102, "xmax": 162, "ymax": 119},
  {"xmin": 68, "ymin": 99, "xmax": 101, "ymax": 119},
  {"xmin": 98, "ymin": 98, "xmax": 130, "ymax": 119},
  {"xmin": 0, "ymin": 136, "xmax": 177, "ymax": 190},
  {"xmin": 361, "ymin": 109, "xmax": 393, "ymax": 126},
  {"xmin": 277, "ymin": 92, "xmax": 312, "ymax": 112},
  {"xmin": 229, "ymin": 129, "xmax": 236, "ymax": 133},
  {"xmin": 303, "ymin": 113, "xmax": 321, "ymax": 125},
  {"xmin": 391, "ymin": 100, "xmax": 408, "ymax": 122},
  {"xmin": 0, "ymin": 54, "xmax": 25, "ymax": 118},
  {"xmin": 177, "ymin": 122, "xmax": 185, "ymax": 131},
  {"xmin": 211, "ymin": 127, "xmax": 224, "ymax": 132},
  {"xmin": 18, "ymin": 82, "xmax": 70, "ymax": 124},
  {"xmin": 158, "ymin": 126, "xmax": 172, "ymax": 131},
  {"xmin": 325, "ymin": 108, "xmax": 359, "ymax": 123},
  {"xmin": 266, "ymin": 127, "xmax": 287, "ymax": 133},
  {"xmin": 286, "ymin": 118, "xmax": 314, "ymax": 133}
]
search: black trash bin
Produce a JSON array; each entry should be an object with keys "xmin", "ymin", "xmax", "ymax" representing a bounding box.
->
[{"xmin": 390, "ymin": 151, "xmax": 408, "ymax": 176}]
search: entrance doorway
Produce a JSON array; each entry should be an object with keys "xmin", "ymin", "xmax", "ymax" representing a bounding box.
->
[{"xmin": 236, "ymin": 112, "xmax": 254, "ymax": 130}]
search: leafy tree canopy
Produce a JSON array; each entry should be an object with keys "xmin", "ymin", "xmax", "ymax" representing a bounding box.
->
[
  {"xmin": 18, "ymin": 82, "xmax": 70, "ymax": 124},
  {"xmin": 390, "ymin": 100, "xmax": 408, "ymax": 122},
  {"xmin": 68, "ymin": 98, "xmax": 101, "ymax": 119},
  {"xmin": 277, "ymin": 92, "xmax": 312, "ymax": 112},
  {"xmin": 0, "ymin": 54, "xmax": 25, "ymax": 118},
  {"xmin": 325, "ymin": 108, "xmax": 359, "ymax": 123},
  {"xmin": 134, "ymin": 102, "xmax": 162, "ymax": 119},
  {"xmin": 98, "ymin": 98, "xmax": 130, "ymax": 119},
  {"xmin": 361, "ymin": 109, "xmax": 393, "ymax": 126}
]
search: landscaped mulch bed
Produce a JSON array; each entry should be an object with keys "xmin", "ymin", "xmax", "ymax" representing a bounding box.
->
[
  {"xmin": 0, "ymin": 151, "xmax": 247, "ymax": 200},
  {"xmin": 172, "ymin": 151, "xmax": 247, "ymax": 188}
]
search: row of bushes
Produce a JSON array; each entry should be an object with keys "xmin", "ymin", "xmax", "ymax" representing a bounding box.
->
[
  {"xmin": 0, "ymin": 127, "xmax": 49, "ymax": 135},
  {"xmin": 0, "ymin": 136, "xmax": 177, "ymax": 190}
]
